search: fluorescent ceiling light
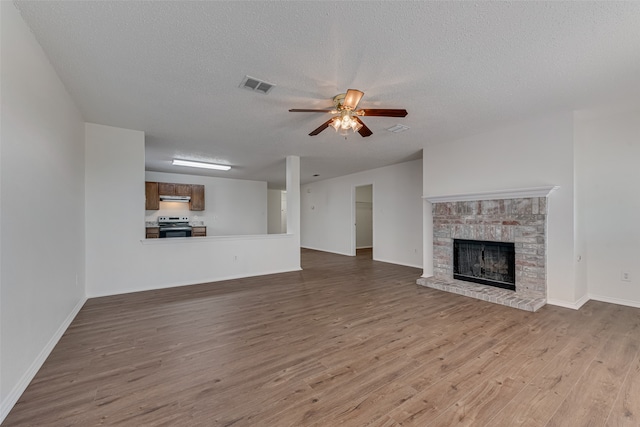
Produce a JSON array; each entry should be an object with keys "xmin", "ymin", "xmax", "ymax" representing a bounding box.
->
[{"xmin": 172, "ymin": 159, "xmax": 231, "ymax": 171}]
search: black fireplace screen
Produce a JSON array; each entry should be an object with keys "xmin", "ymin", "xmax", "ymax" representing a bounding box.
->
[{"xmin": 453, "ymin": 239, "xmax": 515, "ymax": 290}]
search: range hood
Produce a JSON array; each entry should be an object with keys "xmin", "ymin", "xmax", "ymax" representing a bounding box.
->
[{"xmin": 159, "ymin": 195, "xmax": 191, "ymax": 202}]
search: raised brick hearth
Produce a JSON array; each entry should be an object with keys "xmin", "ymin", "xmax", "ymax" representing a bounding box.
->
[{"xmin": 418, "ymin": 187, "xmax": 557, "ymax": 312}]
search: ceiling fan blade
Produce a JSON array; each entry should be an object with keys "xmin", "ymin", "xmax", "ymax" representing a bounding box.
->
[
  {"xmin": 289, "ymin": 109, "xmax": 333, "ymax": 113},
  {"xmin": 358, "ymin": 109, "xmax": 408, "ymax": 117},
  {"xmin": 309, "ymin": 118, "xmax": 335, "ymax": 136},
  {"xmin": 354, "ymin": 117, "xmax": 372, "ymax": 137},
  {"xmin": 343, "ymin": 89, "xmax": 364, "ymax": 110}
]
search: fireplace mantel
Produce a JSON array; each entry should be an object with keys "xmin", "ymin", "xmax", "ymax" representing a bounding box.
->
[{"xmin": 423, "ymin": 186, "xmax": 559, "ymax": 203}]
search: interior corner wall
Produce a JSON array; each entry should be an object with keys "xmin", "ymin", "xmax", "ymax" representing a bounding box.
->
[
  {"xmin": 423, "ymin": 112, "xmax": 578, "ymax": 306},
  {"xmin": 300, "ymin": 159, "xmax": 423, "ymax": 269},
  {"xmin": 145, "ymin": 171, "xmax": 267, "ymax": 236},
  {"xmin": 285, "ymin": 155, "xmax": 301, "ymax": 251},
  {"xmin": 574, "ymin": 108, "xmax": 640, "ymax": 308},
  {"xmin": 267, "ymin": 189, "xmax": 284, "ymax": 234},
  {"xmin": 573, "ymin": 115, "xmax": 589, "ymax": 304},
  {"xmin": 422, "ymin": 196, "xmax": 434, "ymax": 278},
  {"xmin": 1, "ymin": 3, "xmax": 86, "ymax": 420}
]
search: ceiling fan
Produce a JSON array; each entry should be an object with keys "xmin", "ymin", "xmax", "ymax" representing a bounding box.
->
[{"xmin": 289, "ymin": 89, "xmax": 408, "ymax": 137}]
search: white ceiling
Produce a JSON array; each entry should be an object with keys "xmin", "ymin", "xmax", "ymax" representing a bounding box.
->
[{"xmin": 14, "ymin": 1, "xmax": 640, "ymax": 188}]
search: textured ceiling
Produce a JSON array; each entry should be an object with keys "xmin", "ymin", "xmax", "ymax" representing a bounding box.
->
[{"xmin": 13, "ymin": 1, "xmax": 640, "ymax": 188}]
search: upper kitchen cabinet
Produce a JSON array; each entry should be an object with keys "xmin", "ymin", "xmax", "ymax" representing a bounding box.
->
[
  {"xmin": 145, "ymin": 181, "xmax": 205, "ymax": 211},
  {"xmin": 145, "ymin": 181, "xmax": 159, "ymax": 210},
  {"xmin": 158, "ymin": 182, "xmax": 175, "ymax": 196},
  {"xmin": 175, "ymin": 184, "xmax": 192, "ymax": 196},
  {"xmin": 158, "ymin": 182, "xmax": 192, "ymax": 197},
  {"xmin": 190, "ymin": 184, "xmax": 205, "ymax": 211}
]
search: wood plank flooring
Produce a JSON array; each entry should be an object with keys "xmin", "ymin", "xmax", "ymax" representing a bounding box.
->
[{"xmin": 4, "ymin": 248, "xmax": 640, "ymax": 426}]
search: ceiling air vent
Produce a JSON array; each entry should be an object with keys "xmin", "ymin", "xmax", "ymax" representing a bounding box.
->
[
  {"xmin": 386, "ymin": 124, "xmax": 410, "ymax": 133},
  {"xmin": 240, "ymin": 75, "xmax": 275, "ymax": 94}
]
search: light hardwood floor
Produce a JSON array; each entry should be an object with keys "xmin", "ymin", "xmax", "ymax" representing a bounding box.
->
[{"xmin": 4, "ymin": 249, "xmax": 640, "ymax": 426}]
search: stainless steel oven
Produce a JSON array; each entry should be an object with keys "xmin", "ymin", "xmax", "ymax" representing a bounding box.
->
[
  {"xmin": 158, "ymin": 216, "xmax": 192, "ymax": 238},
  {"xmin": 159, "ymin": 227, "xmax": 192, "ymax": 238}
]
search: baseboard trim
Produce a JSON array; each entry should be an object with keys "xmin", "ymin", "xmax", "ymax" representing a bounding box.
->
[
  {"xmin": 546, "ymin": 294, "xmax": 590, "ymax": 310},
  {"xmin": 300, "ymin": 246, "xmax": 352, "ymax": 257},
  {"xmin": 356, "ymin": 246, "xmax": 373, "ymax": 250},
  {"xmin": 547, "ymin": 293, "xmax": 640, "ymax": 311},
  {"xmin": 1, "ymin": 297, "xmax": 87, "ymax": 424},
  {"xmin": 588, "ymin": 293, "xmax": 640, "ymax": 309},
  {"xmin": 373, "ymin": 257, "xmax": 423, "ymax": 269}
]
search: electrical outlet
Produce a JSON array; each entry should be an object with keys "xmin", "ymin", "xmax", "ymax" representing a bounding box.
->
[{"xmin": 621, "ymin": 271, "xmax": 632, "ymax": 282}]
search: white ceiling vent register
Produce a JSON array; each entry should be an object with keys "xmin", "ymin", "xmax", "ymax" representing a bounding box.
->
[
  {"xmin": 240, "ymin": 75, "xmax": 275, "ymax": 94},
  {"xmin": 386, "ymin": 124, "xmax": 410, "ymax": 133}
]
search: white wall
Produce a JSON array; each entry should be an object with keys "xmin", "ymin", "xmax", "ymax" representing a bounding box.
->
[
  {"xmin": 145, "ymin": 171, "xmax": 267, "ymax": 236},
  {"xmin": 85, "ymin": 123, "xmax": 146, "ymax": 295},
  {"xmin": 575, "ymin": 108, "xmax": 640, "ymax": 307},
  {"xmin": 355, "ymin": 185, "xmax": 373, "ymax": 248},
  {"xmin": 301, "ymin": 159, "xmax": 423, "ymax": 268},
  {"xmin": 286, "ymin": 155, "xmax": 300, "ymax": 251},
  {"xmin": 423, "ymin": 112, "xmax": 579, "ymax": 306},
  {"xmin": 267, "ymin": 189, "xmax": 285, "ymax": 234},
  {"xmin": 281, "ymin": 192, "xmax": 287, "ymax": 233},
  {"xmin": 1, "ymin": 3, "xmax": 86, "ymax": 420},
  {"xmin": 573, "ymin": 118, "xmax": 589, "ymax": 305},
  {"xmin": 85, "ymin": 123, "xmax": 301, "ymax": 297}
]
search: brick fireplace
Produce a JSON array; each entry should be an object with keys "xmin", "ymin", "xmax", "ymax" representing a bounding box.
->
[{"xmin": 417, "ymin": 187, "xmax": 557, "ymax": 312}]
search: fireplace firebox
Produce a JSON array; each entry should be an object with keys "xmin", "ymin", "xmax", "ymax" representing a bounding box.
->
[{"xmin": 453, "ymin": 239, "xmax": 515, "ymax": 291}]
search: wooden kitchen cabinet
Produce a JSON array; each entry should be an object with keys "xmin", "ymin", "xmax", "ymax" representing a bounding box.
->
[
  {"xmin": 146, "ymin": 227, "xmax": 160, "ymax": 239},
  {"xmin": 147, "ymin": 181, "xmax": 204, "ymax": 211},
  {"xmin": 158, "ymin": 182, "xmax": 192, "ymax": 197},
  {"xmin": 158, "ymin": 182, "xmax": 175, "ymax": 196},
  {"xmin": 190, "ymin": 184, "xmax": 205, "ymax": 211},
  {"xmin": 191, "ymin": 226, "xmax": 207, "ymax": 237},
  {"xmin": 145, "ymin": 182, "xmax": 159, "ymax": 210},
  {"xmin": 175, "ymin": 184, "xmax": 192, "ymax": 196}
]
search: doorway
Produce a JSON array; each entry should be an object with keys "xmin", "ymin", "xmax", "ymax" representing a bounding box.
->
[{"xmin": 354, "ymin": 184, "xmax": 373, "ymax": 259}]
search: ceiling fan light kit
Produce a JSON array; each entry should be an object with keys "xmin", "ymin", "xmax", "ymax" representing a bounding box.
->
[
  {"xmin": 330, "ymin": 111, "xmax": 363, "ymax": 134},
  {"xmin": 289, "ymin": 89, "xmax": 407, "ymax": 137}
]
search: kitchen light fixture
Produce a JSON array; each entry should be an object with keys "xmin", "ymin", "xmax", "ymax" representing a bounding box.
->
[{"xmin": 172, "ymin": 159, "xmax": 231, "ymax": 171}]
